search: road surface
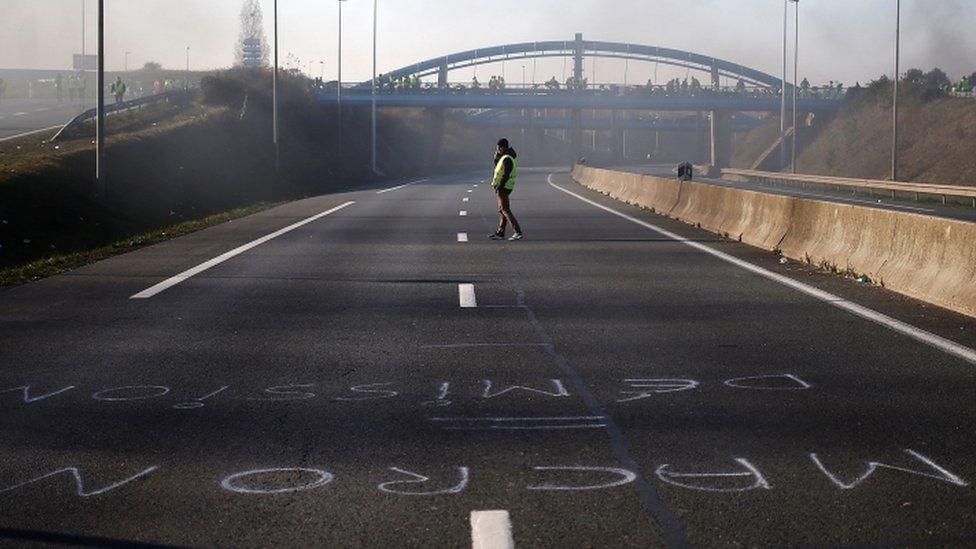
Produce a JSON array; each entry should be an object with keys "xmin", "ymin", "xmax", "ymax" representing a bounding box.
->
[
  {"xmin": 1, "ymin": 170, "xmax": 975, "ymax": 547},
  {"xmin": 0, "ymin": 98, "xmax": 86, "ymax": 141}
]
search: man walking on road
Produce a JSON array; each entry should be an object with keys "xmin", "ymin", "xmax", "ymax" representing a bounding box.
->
[{"xmin": 489, "ymin": 138, "xmax": 523, "ymax": 240}]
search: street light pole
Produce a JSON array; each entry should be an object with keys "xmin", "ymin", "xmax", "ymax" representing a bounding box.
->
[
  {"xmin": 81, "ymin": 0, "xmax": 86, "ymax": 72},
  {"xmin": 273, "ymin": 0, "xmax": 279, "ymax": 172},
  {"xmin": 780, "ymin": 0, "xmax": 788, "ymax": 170},
  {"xmin": 892, "ymin": 0, "xmax": 901, "ymax": 181},
  {"xmin": 186, "ymin": 46, "xmax": 190, "ymax": 91},
  {"xmin": 124, "ymin": 51, "xmax": 130, "ymax": 72},
  {"xmin": 371, "ymin": 0, "xmax": 378, "ymax": 174},
  {"xmin": 96, "ymin": 0, "xmax": 105, "ymax": 197},
  {"xmin": 791, "ymin": 0, "xmax": 799, "ymax": 173},
  {"xmin": 338, "ymin": 0, "xmax": 346, "ymax": 110}
]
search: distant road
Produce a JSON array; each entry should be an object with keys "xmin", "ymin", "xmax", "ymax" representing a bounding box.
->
[
  {"xmin": 616, "ymin": 163, "xmax": 976, "ymax": 223},
  {"xmin": 1, "ymin": 170, "xmax": 975, "ymax": 546},
  {"xmin": 0, "ymin": 99, "xmax": 87, "ymax": 140}
]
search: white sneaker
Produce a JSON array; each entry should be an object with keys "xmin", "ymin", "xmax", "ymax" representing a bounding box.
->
[{"xmin": 508, "ymin": 233, "xmax": 523, "ymax": 241}]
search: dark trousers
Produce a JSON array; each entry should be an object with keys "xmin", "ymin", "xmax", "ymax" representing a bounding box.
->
[{"xmin": 496, "ymin": 189, "xmax": 521, "ymax": 235}]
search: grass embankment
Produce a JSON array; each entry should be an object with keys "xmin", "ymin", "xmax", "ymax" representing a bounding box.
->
[
  {"xmin": 797, "ymin": 95, "xmax": 976, "ymax": 185},
  {"xmin": 0, "ymin": 202, "xmax": 279, "ymax": 287},
  {"xmin": 0, "ymin": 69, "xmax": 432, "ymax": 287},
  {"xmin": 730, "ymin": 116, "xmax": 780, "ymax": 169},
  {"xmin": 731, "ymin": 81, "xmax": 976, "ymax": 186}
]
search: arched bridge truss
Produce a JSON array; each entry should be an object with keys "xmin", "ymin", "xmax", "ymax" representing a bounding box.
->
[{"xmin": 362, "ymin": 34, "xmax": 787, "ymax": 90}]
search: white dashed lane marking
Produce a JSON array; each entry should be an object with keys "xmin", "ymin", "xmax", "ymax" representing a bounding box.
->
[
  {"xmin": 470, "ymin": 510, "xmax": 514, "ymax": 549},
  {"xmin": 458, "ymin": 284, "xmax": 477, "ymax": 308}
]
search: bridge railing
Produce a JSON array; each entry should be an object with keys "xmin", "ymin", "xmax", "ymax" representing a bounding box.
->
[{"xmin": 331, "ymin": 82, "xmax": 848, "ymax": 101}]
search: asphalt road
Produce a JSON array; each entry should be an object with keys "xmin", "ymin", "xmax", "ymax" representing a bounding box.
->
[
  {"xmin": 0, "ymin": 98, "xmax": 87, "ymax": 140},
  {"xmin": 2, "ymin": 169, "xmax": 976, "ymax": 547},
  {"xmin": 618, "ymin": 163, "xmax": 976, "ymax": 223}
]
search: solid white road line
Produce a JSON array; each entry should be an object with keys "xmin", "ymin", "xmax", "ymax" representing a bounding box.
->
[
  {"xmin": 375, "ymin": 178, "xmax": 428, "ymax": 194},
  {"xmin": 470, "ymin": 510, "xmax": 514, "ymax": 549},
  {"xmin": 12, "ymin": 112, "xmax": 28, "ymax": 117},
  {"xmin": 548, "ymin": 175, "xmax": 976, "ymax": 366},
  {"xmin": 131, "ymin": 201, "xmax": 355, "ymax": 299},
  {"xmin": 0, "ymin": 124, "xmax": 66, "ymax": 143},
  {"xmin": 459, "ymin": 284, "xmax": 477, "ymax": 308},
  {"xmin": 457, "ymin": 232, "xmax": 469, "ymax": 242},
  {"xmin": 459, "ymin": 210, "xmax": 468, "ymax": 216}
]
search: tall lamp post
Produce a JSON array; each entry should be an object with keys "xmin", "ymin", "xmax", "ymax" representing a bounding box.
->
[
  {"xmin": 81, "ymin": 0, "xmax": 86, "ymax": 73},
  {"xmin": 790, "ymin": 0, "xmax": 799, "ymax": 173},
  {"xmin": 338, "ymin": 0, "xmax": 349, "ymax": 153},
  {"xmin": 371, "ymin": 0, "xmax": 378, "ymax": 174},
  {"xmin": 892, "ymin": 0, "xmax": 901, "ymax": 181},
  {"xmin": 273, "ymin": 0, "xmax": 279, "ymax": 172},
  {"xmin": 96, "ymin": 0, "xmax": 105, "ymax": 197},
  {"xmin": 124, "ymin": 51, "xmax": 130, "ymax": 72},
  {"xmin": 779, "ymin": 0, "xmax": 788, "ymax": 169},
  {"xmin": 186, "ymin": 46, "xmax": 191, "ymax": 91}
]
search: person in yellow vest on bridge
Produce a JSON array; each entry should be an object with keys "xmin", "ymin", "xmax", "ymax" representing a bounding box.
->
[{"xmin": 489, "ymin": 138, "xmax": 523, "ymax": 241}]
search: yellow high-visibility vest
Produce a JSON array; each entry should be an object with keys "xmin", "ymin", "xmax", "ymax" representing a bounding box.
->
[{"xmin": 491, "ymin": 154, "xmax": 518, "ymax": 191}]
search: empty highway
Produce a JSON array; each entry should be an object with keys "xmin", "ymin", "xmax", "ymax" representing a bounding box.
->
[
  {"xmin": 1, "ymin": 170, "xmax": 975, "ymax": 547},
  {"xmin": 0, "ymin": 98, "xmax": 86, "ymax": 141}
]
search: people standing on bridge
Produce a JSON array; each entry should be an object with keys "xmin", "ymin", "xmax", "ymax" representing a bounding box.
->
[
  {"xmin": 67, "ymin": 74, "xmax": 76, "ymax": 102},
  {"xmin": 489, "ymin": 138, "xmax": 523, "ymax": 241},
  {"xmin": 77, "ymin": 72, "xmax": 87, "ymax": 101},
  {"xmin": 111, "ymin": 77, "xmax": 127, "ymax": 104}
]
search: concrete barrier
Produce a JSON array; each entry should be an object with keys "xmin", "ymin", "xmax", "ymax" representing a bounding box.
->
[{"xmin": 571, "ymin": 164, "xmax": 976, "ymax": 318}]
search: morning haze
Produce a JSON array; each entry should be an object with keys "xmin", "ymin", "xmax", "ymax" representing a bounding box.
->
[{"xmin": 2, "ymin": 0, "xmax": 975, "ymax": 84}]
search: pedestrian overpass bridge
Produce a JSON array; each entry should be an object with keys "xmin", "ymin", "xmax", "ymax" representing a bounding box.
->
[{"xmin": 318, "ymin": 34, "xmax": 844, "ymax": 165}]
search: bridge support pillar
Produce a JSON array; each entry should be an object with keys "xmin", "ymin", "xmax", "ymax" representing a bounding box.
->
[
  {"xmin": 571, "ymin": 109, "xmax": 583, "ymax": 161},
  {"xmin": 533, "ymin": 122, "xmax": 545, "ymax": 158},
  {"xmin": 437, "ymin": 61, "xmax": 449, "ymax": 89},
  {"xmin": 574, "ymin": 33, "xmax": 584, "ymax": 84},
  {"xmin": 424, "ymin": 108, "xmax": 446, "ymax": 166},
  {"xmin": 611, "ymin": 110, "xmax": 623, "ymax": 164},
  {"xmin": 709, "ymin": 109, "xmax": 732, "ymax": 169},
  {"xmin": 695, "ymin": 111, "xmax": 705, "ymax": 164}
]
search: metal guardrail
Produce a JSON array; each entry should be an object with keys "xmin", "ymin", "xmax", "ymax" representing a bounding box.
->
[
  {"xmin": 51, "ymin": 90, "xmax": 186, "ymax": 142},
  {"xmin": 723, "ymin": 168, "xmax": 976, "ymax": 208}
]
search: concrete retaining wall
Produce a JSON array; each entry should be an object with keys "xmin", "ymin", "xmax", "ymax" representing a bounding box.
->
[{"xmin": 570, "ymin": 164, "xmax": 976, "ymax": 318}]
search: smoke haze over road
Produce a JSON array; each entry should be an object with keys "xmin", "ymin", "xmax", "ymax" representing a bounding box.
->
[{"xmin": 1, "ymin": 1, "xmax": 974, "ymax": 85}]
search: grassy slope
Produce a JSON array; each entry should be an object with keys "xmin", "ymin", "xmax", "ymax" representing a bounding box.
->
[
  {"xmin": 730, "ymin": 116, "xmax": 780, "ymax": 169},
  {"xmin": 798, "ymin": 97, "xmax": 976, "ymax": 185},
  {"xmin": 731, "ymin": 93, "xmax": 976, "ymax": 186}
]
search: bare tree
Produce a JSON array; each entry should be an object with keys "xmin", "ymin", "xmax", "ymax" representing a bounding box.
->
[{"xmin": 235, "ymin": 0, "xmax": 269, "ymax": 68}]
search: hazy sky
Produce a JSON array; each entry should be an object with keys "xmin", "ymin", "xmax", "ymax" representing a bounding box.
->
[{"xmin": 1, "ymin": 1, "xmax": 974, "ymax": 86}]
